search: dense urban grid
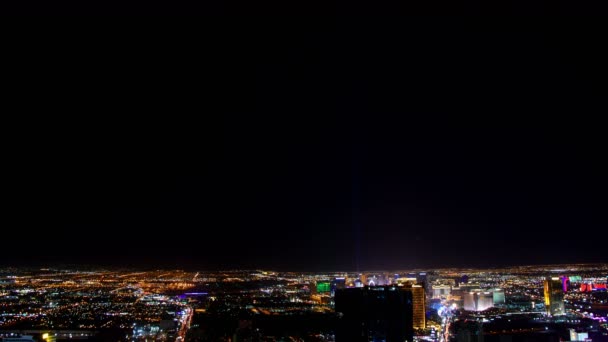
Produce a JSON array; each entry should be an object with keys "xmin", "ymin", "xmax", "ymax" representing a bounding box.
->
[{"xmin": 0, "ymin": 264, "xmax": 607, "ymax": 341}]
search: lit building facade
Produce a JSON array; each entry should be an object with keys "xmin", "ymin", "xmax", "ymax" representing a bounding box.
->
[
  {"xmin": 411, "ymin": 284, "xmax": 426, "ymax": 329},
  {"xmin": 463, "ymin": 290, "xmax": 494, "ymax": 311},
  {"xmin": 432, "ymin": 285, "xmax": 451, "ymax": 298},
  {"xmin": 492, "ymin": 289, "xmax": 505, "ymax": 305},
  {"xmin": 316, "ymin": 282, "xmax": 331, "ymax": 293}
]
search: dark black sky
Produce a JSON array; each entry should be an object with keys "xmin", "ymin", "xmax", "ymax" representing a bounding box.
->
[{"xmin": 4, "ymin": 20, "xmax": 607, "ymax": 271}]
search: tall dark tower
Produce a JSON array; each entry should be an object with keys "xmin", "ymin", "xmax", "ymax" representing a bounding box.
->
[
  {"xmin": 544, "ymin": 276, "xmax": 565, "ymax": 316},
  {"xmin": 416, "ymin": 272, "xmax": 431, "ymax": 301},
  {"xmin": 335, "ymin": 286, "xmax": 414, "ymax": 342}
]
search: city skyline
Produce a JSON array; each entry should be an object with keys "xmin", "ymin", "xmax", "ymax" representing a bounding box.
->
[{"xmin": 1, "ymin": 263, "xmax": 606, "ymax": 341}]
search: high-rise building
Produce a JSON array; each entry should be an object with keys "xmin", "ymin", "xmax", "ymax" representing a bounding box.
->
[
  {"xmin": 309, "ymin": 282, "xmax": 317, "ymax": 294},
  {"xmin": 463, "ymin": 291, "xmax": 494, "ymax": 311},
  {"xmin": 560, "ymin": 276, "xmax": 569, "ymax": 292},
  {"xmin": 316, "ymin": 281, "xmax": 331, "ymax": 293},
  {"xmin": 333, "ymin": 277, "xmax": 346, "ymax": 289},
  {"xmin": 335, "ymin": 286, "xmax": 414, "ymax": 342},
  {"xmin": 477, "ymin": 292, "xmax": 494, "ymax": 311},
  {"xmin": 410, "ymin": 284, "xmax": 426, "ymax": 329},
  {"xmin": 432, "ymin": 285, "xmax": 452, "ymax": 298},
  {"xmin": 492, "ymin": 289, "xmax": 505, "ymax": 305},
  {"xmin": 417, "ymin": 272, "xmax": 431, "ymax": 300},
  {"xmin": 391, "ymin": 282, "xmax": 425, "ymax": 329},
  {"xmin": 463, "ymin": 292, "xmax": 475, "ymax": 310},
  {"xmin": 417, "ymin": 272, "xmax": 428, "ymax": 286},
  {"xmin": 396, "ymin": 277, "xmax": 417, "ymax": 286},
  {"xmin": 544, "ymin": 277, "xmax": 565, "ymax": 316},
  {"xmin": 331, "ymin": 277, "xmax": 346, "ymax": 296}
]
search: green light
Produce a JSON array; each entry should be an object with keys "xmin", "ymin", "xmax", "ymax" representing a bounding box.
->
[{"xmin": 317, "ymin": 282, "xmax": 330, "ymax": 293}]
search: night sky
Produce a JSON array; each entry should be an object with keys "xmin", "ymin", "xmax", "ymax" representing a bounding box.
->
[{"xmin": 4, "ymin": 21, "xmax": 607, "ymax": 271}]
